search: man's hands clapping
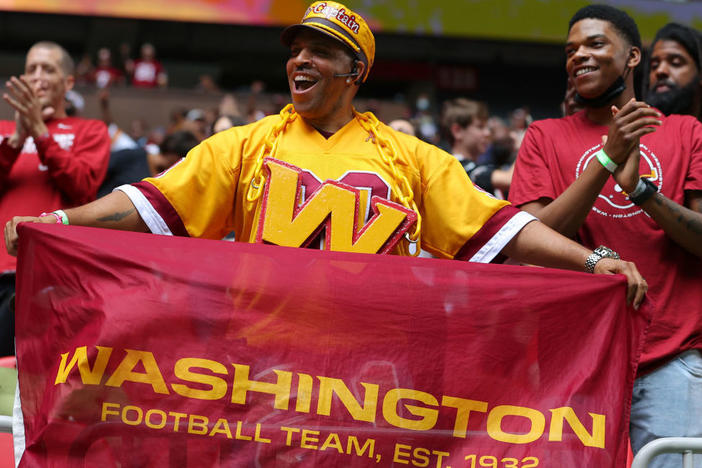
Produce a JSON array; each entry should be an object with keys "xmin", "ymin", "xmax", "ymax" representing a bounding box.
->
[
  {"xmin": 603, "ymin": 99, "xmax": 662, "ymax": 193},
  {"xmin": 3, "ymin": 75, "xmax": 51, "ymax": 145}
]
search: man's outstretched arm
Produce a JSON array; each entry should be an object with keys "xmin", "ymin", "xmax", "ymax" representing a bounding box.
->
[
  {"xmin": 501, "ymin": 219, "xmax": 648, "ymax": 308},
  {"xmin": 4, "ymin": 190, "xmax": 148, "ymax": 256}
]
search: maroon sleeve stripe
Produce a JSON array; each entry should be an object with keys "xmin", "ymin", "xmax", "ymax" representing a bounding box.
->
[
  {"xmin": 454, "ymin": 205, "xmax": 523, "ymax": 261},
  {"xmin": 133, "ymin": 181, "xmax": 189, "ymax": 237}
]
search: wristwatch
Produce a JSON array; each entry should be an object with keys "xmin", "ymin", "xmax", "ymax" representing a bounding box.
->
[
  {"xmin": 628, "ymin": 178, "xmax": 658, "ymax": 206},
  {"xmin": 585, "ymin": 245, "xmax": 620, "ymax": 273}
]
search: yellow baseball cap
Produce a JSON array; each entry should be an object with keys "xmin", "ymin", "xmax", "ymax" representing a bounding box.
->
[{"xmin": 281, "ymin": 1, "xmax": 375, "ymax": 82}]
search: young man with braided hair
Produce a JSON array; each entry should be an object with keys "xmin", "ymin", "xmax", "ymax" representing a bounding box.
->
[
  {"xmin": 5, "ymin": 2, "xmax": 646, "ymax": 304},
  {"xmin": 508, "ymin": 5, "xmax": 702, "ymax": 465}
]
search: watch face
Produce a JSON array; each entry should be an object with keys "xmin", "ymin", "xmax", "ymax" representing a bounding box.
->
[{"xmin": 594, "ymin": 246, "xmax": 619, "ymax": 259}]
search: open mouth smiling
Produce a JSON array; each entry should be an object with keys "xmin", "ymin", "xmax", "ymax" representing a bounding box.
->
[
  {"xmin": 293, "ymin": 74, "xmax": 318, "ymax": 91},
  {"xmin": 575, "ymin": 66, "xmax": 597, "ymax": 77}
]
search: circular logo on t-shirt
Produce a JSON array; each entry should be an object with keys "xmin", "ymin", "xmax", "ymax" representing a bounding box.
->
[{"xmin": 575, "ymin": 143, "xmax": 662, "ymax": 219}]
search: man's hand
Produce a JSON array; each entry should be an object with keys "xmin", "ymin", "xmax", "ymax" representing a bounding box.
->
[
  {"xmin": 3, "ymin": 76, "xmax": 51, "ymax": 139},
  {"xmin": 4, "ymin": 215, "xmax": 57, "ymax": 256},
  {"xmin": 6, "ymin": 110, "xmax": 28, "ymax": 150},
  {"xmin": 605, "ymin": 106, "xmax": 646, "ymax": 194},
  {"xmin": 613, "ymin": 144, "xmax": 642, "ymax": 194},
  {"xmin": 603, "ymin": 99, "xmax": 661, "ymax": 164},
  {"xmin": 593, "ymin": 257, "xmax": 648, "ymax": 309}
]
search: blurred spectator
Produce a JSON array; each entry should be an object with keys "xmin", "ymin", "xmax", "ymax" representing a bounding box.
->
[
  {"xmin": 131, "ymin": 43, "xmax": 167, "ymax": 88},
  {"xmin": 388, "ymin": 119, "xmax": 415, "ymax": 136},
  {"xmin": 487, "ymin": 116, "xmax": 510, "ymax": 142},
  {"xmin": 441, "ymin": 98, "xmax": 513, "ymax": 198},
  {"xmin": 412, "ymin": 92, "xmax": 440, "ymax": 144},
  {"xmin": 212, "ymin": 114, "xmax": 246, "ymax": 134},
  {"xmin": 147, "ymin": 126, "xmax": 166, "ymax": 148},
  {"xmin": 646, "ymin": 23, "xmax": 702, "ymax": 120},
  {"xmin": 204, "ymin": 108, "xmax": 218, "ymax": 134},
  {"xmin": 167, "ymin": 107, "xmax": 188, "ymax": 134},
  {"xmin": 196, "ymin": 74, "xmax": 220, "ymax": 94},
  {"xmin": 0, "ymin": 41, "xmax": 110, "ymax": 355},
  {"xmin": 146, "ymin": 130, "xmax": 198, "ymax": 176},
  {"xmin": 271, "ymin": 93, "xmax": 288, "ymax": 115},
  {"xmin": 74, "ymin": 52, "xmax": 94, "ymax": 86},
  {"xmin": 246, "ymin": 80, "xmax": 268, "ymax": 122},
  {"xmin": 98, "ymin": 89, "xmax": 139, "ymax": 153},
  {"xmin": 219, "ymin": 93, "xmax": 242, "ymax": 119},
  {"xmin": 93, "ymin": 47, "xmax": 125, "ymax": 89},
  {"xmin": 129, "ymin": 119, "xmax": 149, "ymax": 147},
  {"xmin": 562, "ymin": 77, "xmax": 583, "ymax": 117},
  {"xmin": 183, "ymin": 108, "xmax": 209, "ymax": 141},
  {"xmin": 509, "ymin": 107, "xmax": 532, "ymax": 150},
  {"xmin": 117, "ymin": 42, "xmax": 133, "ymax": 85},
  {"xmin": 478, "ymin": 116, "xmax": 516, "ymax": 169},
  {"xmin": 95, "ymin": 88, "xmax": 147, "ymax": 197}
]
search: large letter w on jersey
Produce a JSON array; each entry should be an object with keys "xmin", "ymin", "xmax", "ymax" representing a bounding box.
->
[{"xmin": 255, "ymin": 158, "xmax": 417, "ymax": 254}]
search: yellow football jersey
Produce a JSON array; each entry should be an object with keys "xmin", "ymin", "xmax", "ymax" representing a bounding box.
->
[{"xmin": 119, "ymin": 110, "xmax": 531, "ymax": 260}]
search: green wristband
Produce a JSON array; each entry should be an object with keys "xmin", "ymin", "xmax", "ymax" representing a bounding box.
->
[
  {"xmin": 52, "ymin": 209, "xmax": 69, "ymax": 225},
  {"xmin": 595, "ymin": 149, "xmax": 618, "ymax": 173}
]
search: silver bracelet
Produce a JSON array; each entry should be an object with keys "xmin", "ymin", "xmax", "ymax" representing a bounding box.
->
[{"xmin": 585, "ymin": 246, "xmax": 620, "ymax": 273}]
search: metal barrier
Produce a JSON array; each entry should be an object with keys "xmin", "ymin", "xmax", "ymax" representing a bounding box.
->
[
  {"xmin": 0, "ymin": 415, "xmax": 11, "ymax": 434},
  {"xmin": 632, "ymin": 437, "xmax": 702, "ymax": 468}
]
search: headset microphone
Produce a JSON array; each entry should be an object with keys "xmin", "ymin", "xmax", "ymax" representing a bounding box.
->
[{"xmin": 334, "ymin": 61, "xmax": 359, "ymax": 78}]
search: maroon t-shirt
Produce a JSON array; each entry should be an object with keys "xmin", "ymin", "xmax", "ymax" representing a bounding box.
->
[
  {"xmin": 509, "ymin": 110, "xmax": 702, "ymax": 374},
  {"xmin": 0, "ymin": 117, "xmax": 110, "ymax": 273},
  {"xmin": 131, "ymin": 59, "xmax": 164, "ymax": 88}
]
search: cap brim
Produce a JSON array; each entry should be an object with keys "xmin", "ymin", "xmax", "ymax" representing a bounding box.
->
[
  {"xmin": 281, "ymin": 24, "xmax": 306, "ymax": 46},
  {"xmin": 281, "ymin": 23, "xmax": 351, "ymax": 52}
]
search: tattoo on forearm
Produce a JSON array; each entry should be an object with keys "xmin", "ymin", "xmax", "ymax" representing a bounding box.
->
[
  {"xmin": 654, "ymin": 196, "xmax": 702, "ymax": 235},
  {"xmin": 97, "ymin": 209, "xmax": 135, "ymax": 223}
]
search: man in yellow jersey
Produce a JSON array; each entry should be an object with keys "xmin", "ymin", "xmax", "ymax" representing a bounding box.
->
[{"xmin": 5, "ymin": 1, "xmax": 647, "ymax": 305}]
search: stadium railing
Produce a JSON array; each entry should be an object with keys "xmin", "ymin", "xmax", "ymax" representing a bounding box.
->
[{"xmin": 631, "ymin": 437, "xmax": 702, "ymax": 468}]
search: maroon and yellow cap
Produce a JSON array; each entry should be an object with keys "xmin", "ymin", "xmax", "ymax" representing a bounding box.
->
[{"xmin": 281, "ymin": 1, "xmax": 375, "ymax": 82}]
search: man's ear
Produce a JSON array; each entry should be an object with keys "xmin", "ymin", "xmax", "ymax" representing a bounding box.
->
[
  {"xmin": 450, "ymin": 122, "xmax": 463, "ymax": 140},
  {"xmin": 64, "ymin": 74, "xmax": 75, "ymax": 92},
  {"xmin": 627, "ymin": 47, "xmax": 642, "ymax": 69},
  {"xmin": 354, "ymin": 61, "xmax": 366, "ymax": 85}
]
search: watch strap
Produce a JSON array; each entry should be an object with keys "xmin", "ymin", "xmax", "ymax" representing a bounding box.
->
[
  {"xmin": 629, "ymin": 178, "xmax": 657, "ymax": 206},
  {"xmin": 585, "ymin": 245, "xmax": 620, "ymax": 273}
]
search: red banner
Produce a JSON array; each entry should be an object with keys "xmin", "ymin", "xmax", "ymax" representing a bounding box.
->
[{"xmin": 15, "ymin": 223, "xmax": 649, "ymax": 467}]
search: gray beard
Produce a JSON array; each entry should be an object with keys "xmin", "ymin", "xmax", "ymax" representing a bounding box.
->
[{"xmin": 646, "ymin": 78, "xmax": 700, "ymax": 116}]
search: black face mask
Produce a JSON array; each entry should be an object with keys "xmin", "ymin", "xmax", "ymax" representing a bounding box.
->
[
  {"xmin": 646, "ymin": 76, "xmax": 700, "ymax": 116},
  {"xmin": 574, "ymin": 75, "xmax": 627, "ymax": 108}
]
